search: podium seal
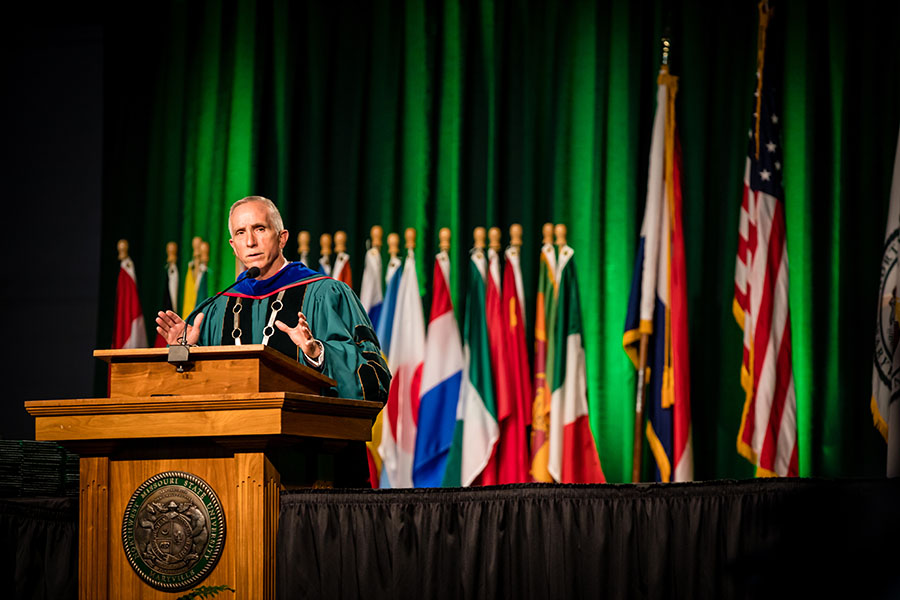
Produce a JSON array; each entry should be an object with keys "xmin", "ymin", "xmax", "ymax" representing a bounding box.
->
[{"xmin": 122, "ymin": 471, "xmax": 226, "ymax": 592}]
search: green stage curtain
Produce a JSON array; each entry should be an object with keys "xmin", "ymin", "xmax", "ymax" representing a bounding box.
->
[{"xmin": 99, "ymin": 0, "xmax": 900, "ymax": 481}]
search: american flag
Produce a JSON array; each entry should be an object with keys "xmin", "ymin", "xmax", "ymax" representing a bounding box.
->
[{"xmin": 733, "ymin": 9, "xmax": 798, "ymax": 477}]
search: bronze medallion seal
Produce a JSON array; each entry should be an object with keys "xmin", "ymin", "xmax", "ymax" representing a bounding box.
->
[{"xmin": 121, "ymin": 471, "xmax": 226, "ymax": 592}]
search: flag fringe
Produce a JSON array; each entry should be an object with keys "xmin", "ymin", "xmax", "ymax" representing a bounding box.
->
[
  {"xmin": 871, "ymin": 395, "xmax": 889, "ymax": 442},
  {"xmin": 623, "ymin": 320, "xmax": 654, "ymax": 369},
  {"xmin": 646, "ymin": 421, "xmax": 672, "ymax": 483},
  {"xmin": 736, "ymin": 369, "xmax": 758, "ymax": 466},
  {"xmin": 754, "ymin": 465, "xmax": 778, "ymax": 477},
  {"xmin": 732, "ymin": 298, "xmax": 745, "ymax": 330}
]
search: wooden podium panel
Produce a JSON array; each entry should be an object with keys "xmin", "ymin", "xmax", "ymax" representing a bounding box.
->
[
  {"xmin": 90, "ymin": 453, "xmax": 278, "ymax": 600},
  {"xmin": 27, "ymin": 346, "xmax": 383, "ymax": 600},
  {"xmin": 94, "ymin": 345, "xmax": 336, "ymax": 398},
  {"xmin": 28, "ymin": 393, "xmax": 379, "ymax": 443}
]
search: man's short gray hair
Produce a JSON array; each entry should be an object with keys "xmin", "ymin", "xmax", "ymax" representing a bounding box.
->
[{"xmin": 228, "ymin": 196, "xmax": 285, "ymax": 237}]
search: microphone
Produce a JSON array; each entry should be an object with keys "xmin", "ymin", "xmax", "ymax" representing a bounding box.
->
[{"xmin": 175, "ymin": 266, "xmax": 261, "ymax": 347}]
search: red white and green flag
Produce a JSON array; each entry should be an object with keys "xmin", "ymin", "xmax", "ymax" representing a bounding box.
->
[
  {"xmin": 548, "ymin": 246, "xmax": 605, "ymax": 483},
  {"xmin": 443, "ymin": 247, "xmax": 500, "ymax": 486}
]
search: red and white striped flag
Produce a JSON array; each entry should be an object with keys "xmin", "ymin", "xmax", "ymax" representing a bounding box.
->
[{"xmin": 733, "ymin": 3, "xmax": 797, "ymax": 477}]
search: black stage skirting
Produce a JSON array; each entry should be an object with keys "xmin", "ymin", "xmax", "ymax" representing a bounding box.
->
[
  {"xmin": 4, "ymin": 479, "xmax": 899, "ymax": 599},
  {"xmin": 1, "ymin": 497, "xmax": 77, "ymax": 599}
]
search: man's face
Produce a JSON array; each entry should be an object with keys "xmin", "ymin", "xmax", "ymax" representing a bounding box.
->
[{"xmin": 228, "ymin": 201, "xmax": 289, "ymax": 279}]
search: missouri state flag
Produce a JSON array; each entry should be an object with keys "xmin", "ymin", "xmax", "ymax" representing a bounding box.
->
[
  {"xmin": 379, "ymin": 245, "xmax": 425, "ymax": 488},
  {"xmin": 414, "ymin": 249, "xmax": 464, "ymax": 486},
  {"xmin": 623, "ymin": 65, "xmax": 693, "ymax": 482}
]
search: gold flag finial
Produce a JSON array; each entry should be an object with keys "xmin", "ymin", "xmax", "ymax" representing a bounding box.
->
[
  {"xmin": 404, "ymin": 227, "xmax": 416, "ymax": 250},
  {"xmin": 165, "ymin": 241, "xmax": 177, "ymax": 265},
  {"xmin": 298, "ymin": 231, "xmax": 310, "ymax": 256},
  {"xmin": 370, "ymin": 225, "xmax": 383, "ymax": 249},
  {"xmin": 387, "ymin": 232, "xmax": 400, "ymax": 257},
  {"xmin": 509, "ymin": 224, "xmax": 523, "ymax": 248}
]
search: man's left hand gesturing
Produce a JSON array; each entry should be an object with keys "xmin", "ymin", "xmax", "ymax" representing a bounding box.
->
[{"xmin": 275, "ymin": 311, "xmax": 321, "ymax": 358}]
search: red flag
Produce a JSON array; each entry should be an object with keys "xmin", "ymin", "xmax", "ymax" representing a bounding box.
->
[
  {"xmin": 480, "ymin": 247, "xmax": 512, "ymax": 483},
  {"xmin": 113, "ymin": 257, "xmax": 148, "ymax": 349},
  {"xmin": 500, "ymin": 245, "xmax": 531, "ymax": 481}
]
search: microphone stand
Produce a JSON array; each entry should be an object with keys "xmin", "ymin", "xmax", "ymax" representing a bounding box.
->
[{"xmin": 167, "ymin": 266, "xmax": 261, "ymax": 371}]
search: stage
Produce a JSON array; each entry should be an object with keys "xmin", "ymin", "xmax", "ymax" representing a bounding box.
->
[{"xmin": 3, "ymin": 478, "xmax": 897, "ymax": 599}]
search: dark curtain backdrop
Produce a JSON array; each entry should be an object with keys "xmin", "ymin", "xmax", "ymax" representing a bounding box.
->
[{"xmin": 99, "ymin": 0, "xmax": 900, "ymax": 481}]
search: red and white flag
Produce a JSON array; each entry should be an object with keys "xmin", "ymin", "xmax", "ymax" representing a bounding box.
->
[
  {"xmin": 548, "ymin": 244, "xmax": 605, "ymax": 483},
  {"xmin": 332, "ymin": 251, "xmax": 353, "ymax": 288},
  {"xmin": 379, "ymin": 246, "xmax": 425, "ymax": 487},
  {"xmin": 113, "ymin": 257, "xmax": 147, "ymax": 349},
  {"xmin": 733, "ymin": 5, "xmax": 798, "ymax": 477}
]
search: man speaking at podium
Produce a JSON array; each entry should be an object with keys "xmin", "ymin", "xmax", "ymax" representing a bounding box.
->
[{"xmin": 155, "ymin": 196, "xmax": 390, "ymax": 404}]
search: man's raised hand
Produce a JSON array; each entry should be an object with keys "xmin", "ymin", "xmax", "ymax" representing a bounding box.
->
[
  {"xmin": 275, "ymin": 311, "xmax": 320, "ymax": 358},
  {"xmin": 155, "ymin": 310, "xmax": 204, "ymax": 346}
]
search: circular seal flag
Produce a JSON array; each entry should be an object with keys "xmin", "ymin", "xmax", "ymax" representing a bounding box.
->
[{"xmin": 122, "ymin": 471, "xmax": 226, "ymax": 592}]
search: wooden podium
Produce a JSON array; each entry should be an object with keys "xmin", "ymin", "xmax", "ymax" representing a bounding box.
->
[{"xmin": 25, "ymin": 345, "xmax": 382, "ymax": 599}]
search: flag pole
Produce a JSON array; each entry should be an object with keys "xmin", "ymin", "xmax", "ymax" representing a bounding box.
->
[{"xmin": 632, "ymin": 334, "xmax": 649, "ymax": 482}]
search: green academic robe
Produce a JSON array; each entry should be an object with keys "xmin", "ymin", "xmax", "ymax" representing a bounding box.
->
[{"xmin": 196, "ymin": 270, "xmax": 390, "ymax": 403}]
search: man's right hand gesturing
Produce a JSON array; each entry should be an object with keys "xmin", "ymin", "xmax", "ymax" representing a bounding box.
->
[{"xmin": 155, "ymin": 310, "xmax": 204, "ymax": 346}]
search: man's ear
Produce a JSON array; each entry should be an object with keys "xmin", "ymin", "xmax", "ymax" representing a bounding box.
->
[
  {"xmin": 229, "ymin": 238, "xmax": 236, "ymax": 255},
  {"xmin": 279, "ymin": 229, "xmax": 290, "ymax": 249}
]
